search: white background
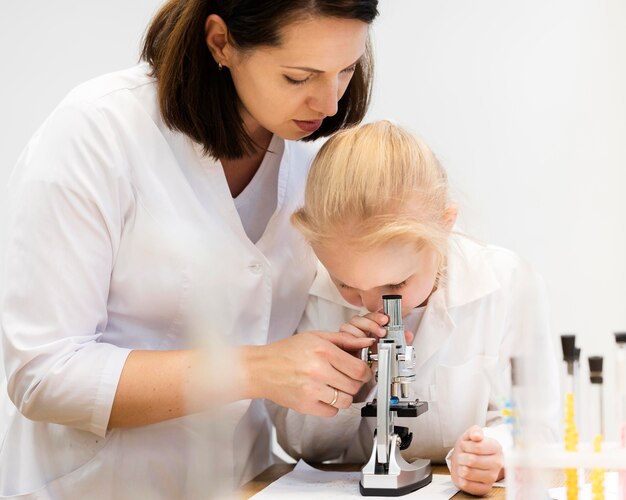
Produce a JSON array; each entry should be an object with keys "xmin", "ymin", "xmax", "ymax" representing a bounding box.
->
[{"xmin": 1, "ymin": 1, "xmax": 624, "ymax": 440}]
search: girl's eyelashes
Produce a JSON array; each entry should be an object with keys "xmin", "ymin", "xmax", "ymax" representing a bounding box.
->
[
  {"xmin": 284, "ymin": 64, "xmax": 357, "ymax": 86},
  {"xmin": 388, "ymin": 280, "xmax": 407, "ymax": 290},
  {"xmin": 339, "ymin": 280, "xmax": 407, "ymax": 291}
]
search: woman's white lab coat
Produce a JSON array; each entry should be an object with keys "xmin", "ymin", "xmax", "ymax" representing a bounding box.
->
[
  {"xmin": 269, "ymin": 235, "xmax": 561, "ymax": 466},
  {"xmin": 0, "ymin": 64, "xmax": 319, "ymax": 498}
]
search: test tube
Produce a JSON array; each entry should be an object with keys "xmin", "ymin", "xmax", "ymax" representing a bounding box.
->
[
  {"xmin": 615, "ymin": 333, "xmax": 626, "ymax": 498},
  {"xmin": 561, "ymin": 334, "xmax": 579, "ymax": 500},
  {"xmin": 574, "ymin": 346, "xmax": 584, "ymax": 442},
  {"xmin": 588, "ymin": 356, "xmax": 605, "ymax": 500},
  {"xmin": 616, "ymin": 333, "xmax": 626, "ymax": 437},
  {"xmin": 588, "ymin": 356, "xmax": 604, "ymax": 437},
  {"xmin": 509, "ymin": 357, "xmax": 523, "ymax": 447},
  {"xmin": 506, "ymin": 357, "xmax": 526, "ymax": 500}
]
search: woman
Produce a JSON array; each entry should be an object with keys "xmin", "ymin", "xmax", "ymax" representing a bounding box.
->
[{"xmin": 0, "ymin": 1, "xmax": 378, "ymax": 497}]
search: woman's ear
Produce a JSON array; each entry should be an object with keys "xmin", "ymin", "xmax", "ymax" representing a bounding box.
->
[
  {"xmin": 443, "ymin": 204, "xmax": 458, "ymax": 230},
  {"xmin": 204, "ymin": 14, "xmax": 233, "ymax": 68}
]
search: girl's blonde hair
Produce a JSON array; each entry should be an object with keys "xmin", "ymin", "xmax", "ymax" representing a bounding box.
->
[{"xmin": 292, "ymin": 120, "xmax": 450, "ymax": 256}]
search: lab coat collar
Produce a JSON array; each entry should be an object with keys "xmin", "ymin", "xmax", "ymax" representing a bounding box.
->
[
  {"xmin": 408, "ymin": 234, "xmax": 501, "ymax": 370},
  {"xmin": 443, "ymin": 233, "xmax": 500, "ymax": 309}
]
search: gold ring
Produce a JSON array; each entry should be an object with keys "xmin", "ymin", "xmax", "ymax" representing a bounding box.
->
[{"xmin": 329, "ymin": 388, "xmax": 339, "ymax": 407}]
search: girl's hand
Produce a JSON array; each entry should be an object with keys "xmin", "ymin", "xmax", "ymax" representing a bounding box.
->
[
  {"xmin": 339, "ymin": 313, "xmax": 414, "ymax": 344},
  {"xmin": 449, "ymin": 425, "xmax": 504, "ymax": 496},
  {"xmin": 242, "ymin": 331, "xmax": 375, "ymax": 417},
  {"xmin": 340, "ymin": 312, "xmax": 388, "ymax": 338}
]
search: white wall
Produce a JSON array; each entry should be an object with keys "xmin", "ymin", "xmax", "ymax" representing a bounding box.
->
[
  {"xmin": 0, "ymin": 2, "xmax": 164, "ymax": 150},
  {"xmin": 370, "ymin": 0, "xmax": 626, "ymax": 439},
  {"xmin": 0, "ymin": 1, "xmax": 164, "ymax": 234},
  {"xmin": 1, "ymin": 1, "xmax": 624, "ymax": 439}
]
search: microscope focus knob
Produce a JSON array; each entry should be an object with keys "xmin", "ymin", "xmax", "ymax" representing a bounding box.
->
[
  {"xmin": 360, "ymin": 347, "xmax": 375, "ymax": 366},
  {"xmin": 394, "ymin": 426, "xmax": 414, "ymax": 450},
  {"xmin": 398, "ymin": 345, "xmax": 415, "ymax": 364}
]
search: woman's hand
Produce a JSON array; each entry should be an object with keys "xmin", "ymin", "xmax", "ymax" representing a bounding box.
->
[
  {"xmin": 241, "ymin": 331, "xmax": 375, "ymax": 417},
  {"xmin": 339, "ymin": 312, "xmax": 414, "ymax": 344},
  {"xmin": 449, "ymin": 425, "xmax": 504, "ymax": 496}
]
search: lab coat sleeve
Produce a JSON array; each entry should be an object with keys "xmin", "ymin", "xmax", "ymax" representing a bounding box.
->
[
  {"xmin": 268, "ymin": 294, "xmax": 370, "ymax": 462},
  {"xmin": 1, "ymin": 101, "xmax": 133, "ymax": 437},
  {"xmin": 267, "ymin": 401, "xmax": 366, "ymax": 462},
  {"xmin": 497, "ymin": 260, "xmax": 561, "ymax": 445},
  {"xmin": 446, "ymin": 258, "xmax": 560, "ymax": 471},
  {"xmin": 482, "ymin": 260, "xmax": 560, "ymax": 454}
]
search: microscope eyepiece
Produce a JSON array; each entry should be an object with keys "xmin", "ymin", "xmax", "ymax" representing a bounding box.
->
[{"xmin": 382, "ymin": 295, "xmax": 402, "ymax": 327}]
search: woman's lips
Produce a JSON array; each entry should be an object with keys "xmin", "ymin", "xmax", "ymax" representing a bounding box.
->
[{"xmin": 293, "ymin": 119, "xmax": 323, "ymax": 132}]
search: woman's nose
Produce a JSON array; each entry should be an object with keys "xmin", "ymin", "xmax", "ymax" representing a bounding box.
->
[{"xmin": 308, "ymin": 78, "xmax": 339, "ymax": 117}]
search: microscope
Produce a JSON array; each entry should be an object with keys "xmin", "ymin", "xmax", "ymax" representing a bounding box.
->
[{"xmin": 359, "ymin": 294, "xmax": 432, "ymax": 496}]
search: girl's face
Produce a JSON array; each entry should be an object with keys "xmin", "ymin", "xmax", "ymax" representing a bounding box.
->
[
  {"xmin": 215, "ymin": 16, "xmax": 369, "ymax": 141},
  {"xmin": 313, "ymin": 240, "xmax": 442, "ymax": 316}
]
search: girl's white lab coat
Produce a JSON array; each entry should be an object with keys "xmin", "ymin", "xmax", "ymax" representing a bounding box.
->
[
  {"xmin": 268, "ymin": 235, "xmax": 561, "ymax": 465},
  {"xmin": 0, "ymin": 64, "xmax": 319, "ymax": 498}
]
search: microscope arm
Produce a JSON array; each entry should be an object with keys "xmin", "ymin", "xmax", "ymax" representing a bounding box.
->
[{"xmin": 376, "ymin": 343, "xmax": 392, "ymax": 464}]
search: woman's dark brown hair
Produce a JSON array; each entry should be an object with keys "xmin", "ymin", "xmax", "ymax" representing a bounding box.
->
[{"xmin": 141, "ymin": 0, "xmax": 378, "ymax": 159}]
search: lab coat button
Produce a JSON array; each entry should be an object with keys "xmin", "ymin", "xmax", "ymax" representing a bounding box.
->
[{"xmin": 249, "ymin": 263, "xmax": 263, "ymax": 274}]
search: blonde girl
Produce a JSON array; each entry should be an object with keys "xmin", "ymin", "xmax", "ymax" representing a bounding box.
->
[{"xmin": 269, "ymin": 121, "xmax": 560, "ymax": 496}]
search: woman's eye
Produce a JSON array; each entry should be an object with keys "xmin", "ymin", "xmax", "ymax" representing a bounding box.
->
[
  {"xmin": 388, "ymin": 281, "xmax": 407, "ymax": 290},
  {"xmin": 284, "ymin": 65, "xmax": 355, "ymax": 86},
  {"xmin": 284, "ymin": 75, "xmax": 310, "ymax": 85}
]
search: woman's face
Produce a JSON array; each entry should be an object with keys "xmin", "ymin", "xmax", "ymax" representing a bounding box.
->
[
  {"xmin": 312, "ymin": 240, "xmax": 442, "ymax": 316},
  {"xmin": 221, "ymin": 16, "xmax": 369, "ymax": 141}
]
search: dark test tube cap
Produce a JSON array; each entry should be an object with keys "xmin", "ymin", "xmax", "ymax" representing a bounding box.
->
[
  {"xmin": 574, "ymin": 347, "xmax": 581, "ymax": 362},
  {"xmin": 560, "ymin": 334, "xmax": 576, "ymax": 362},
  {"xmin": 615, "ymin": 332, "xmax": 626, "ymax": 344},
  {"xmin": 588, "ymin": 356, "xmax": 603, "ymax": 384}
]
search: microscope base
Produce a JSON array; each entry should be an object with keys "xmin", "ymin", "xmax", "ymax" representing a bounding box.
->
[
  {"xmin": 359, "ymin": 472, "xmax": 431, "ymax": 497},
  {"xmin": 360, "ymin": 437, "xmax": 432, "ymax": 496}
]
